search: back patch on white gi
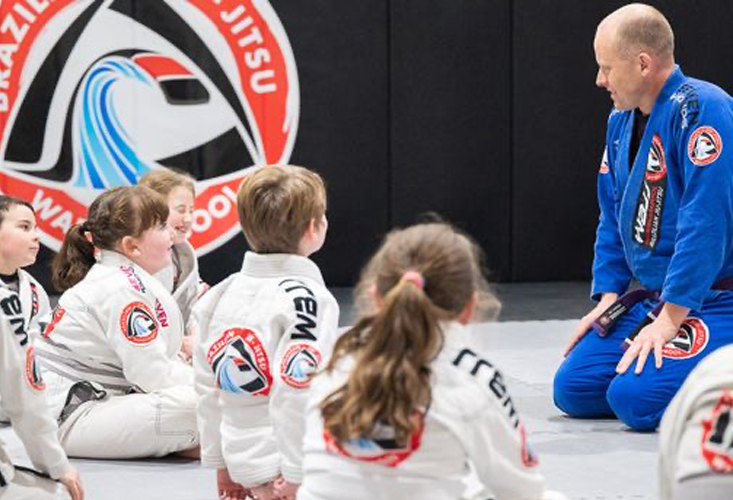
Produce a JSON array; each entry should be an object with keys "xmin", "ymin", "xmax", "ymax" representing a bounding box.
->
[
  {"xmin": 324, "ymin": 413, "xmax": 425, "ymax": 467},
  {"xmin": 120, "ymin": 302, "xmax": 159, "ymax": 345},
  {"xmin": 688, "ymin": 126, "xmax": 723, "ymax": 166},
  {"xmin": 662, "ymin": 317, "xmax": 709, "ymax": 359},
  {"xmin": 208, "ymin": 328, "xmax": 272, "ymax": 396},
  {"xmin": 701, "ymin": 391, "xmax": 733, "ymax": 472},
  {"xmin": 280, "ymin": 343, "xmax": 321, "ymax": 389}
]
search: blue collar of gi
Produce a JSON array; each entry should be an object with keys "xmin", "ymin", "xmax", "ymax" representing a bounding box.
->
[{"xmin": 655, "ymin": 65, "xmax": 685, "ymax": 107}]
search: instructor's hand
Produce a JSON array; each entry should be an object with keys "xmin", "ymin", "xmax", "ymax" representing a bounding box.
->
[
  {"xmin": 616, "ymin": 303, "xmax": 690, "ymax": 374},
  {"xmin": 565, "ymin": 293, "xmax": 618, "ymax": 356},
  {"xmin": 60, "ymin": 466, "xmax": 84, "ymax": 500}
]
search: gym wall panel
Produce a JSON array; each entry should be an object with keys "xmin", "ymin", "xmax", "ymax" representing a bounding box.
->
[{"xmin": 390, "ymin": 0, "xmax": 513, "ymax": 280}]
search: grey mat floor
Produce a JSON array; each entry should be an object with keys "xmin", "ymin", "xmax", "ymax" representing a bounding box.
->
[{"xmin": 2, "ymin": 283, "xmax": 659, "ymax": 499}]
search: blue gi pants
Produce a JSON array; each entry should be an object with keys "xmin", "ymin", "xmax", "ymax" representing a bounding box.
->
[{"xmin": 553, "ymin": 291, "xmax": 733, "ymax": 431}]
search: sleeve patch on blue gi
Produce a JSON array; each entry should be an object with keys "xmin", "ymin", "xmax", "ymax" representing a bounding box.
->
[{"xmin": 688, "ymin": 126, "xmax": 723, "ymax": 166}]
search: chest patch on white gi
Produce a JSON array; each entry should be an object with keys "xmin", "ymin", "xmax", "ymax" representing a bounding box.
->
[
  {"xmin": 208, "ymin": 328, "xmax": 272, "ymax": 396},
  {"xmin": 25, "ymin": 346, "xmax": 45, "ymax": 391},
  {"xmin": 42, "ymin": 305, "xmax": 66, "ymax": 338},
  {"xmin": 701, "ymin": 392, "xmax": 733, "ymax": 472},
  {"xmin": 662, "ymin": 317, "xmax": 709, "ymax": 359},
  {"xmin": 120, "ymin": 302, "xmax": 159, "ymax": 345},
  {"xmin": 688, "ymin": 126, "xmax": 723, "ymax": 166},
  {"xmin": 280, "ymin": 343, "xmax": 321, "ymax": 389},
  {"xmin": 632, "ymin": 134, "xmax": 667, "ymax": 250},
  {"xmin": 324, "ymin": 413, "xmax": 425, "ymax": 467}
]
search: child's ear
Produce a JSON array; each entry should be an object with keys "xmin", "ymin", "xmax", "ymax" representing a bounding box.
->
[
  {"xmin": 119, "ymin": 235, "xmax": 141, "ymax": 258},
  {"xmin": 458, "ymin": 292, "xmax": 478, "ymax": 325}
]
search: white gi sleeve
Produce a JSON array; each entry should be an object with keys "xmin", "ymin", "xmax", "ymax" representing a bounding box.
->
[
  {"xmin": 0, "ymin": 291, "xmax": 71, "ymax": 479},
  {"xmin": 192, "ymin": 286, "xmax": 226, "ymax": 468},
  {"xmin": 104, "ymin": 287, "xmax": 192, "ymax": 391},
  {"xmin": 269, "ymin": 287, "xmax": 340, "ymax": 483}
]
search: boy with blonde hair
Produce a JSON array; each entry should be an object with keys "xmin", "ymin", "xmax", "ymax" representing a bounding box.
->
[{"xmin": 193, "ymin": 165, "xmax": 340, "ymax": 500}]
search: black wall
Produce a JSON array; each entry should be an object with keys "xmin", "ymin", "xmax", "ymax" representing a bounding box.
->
[{"xmin": 29, "ymin": 1, "xmax": 733, "ymax": 289}]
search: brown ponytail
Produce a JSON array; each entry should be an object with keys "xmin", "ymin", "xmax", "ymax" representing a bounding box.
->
[
  {"xmin": 321, "ymin": 223, "xmax": 500, "ymax": 447},
  {"xmin": 52, "ymin": 186, "xmax": 168, "ymax": 292}
]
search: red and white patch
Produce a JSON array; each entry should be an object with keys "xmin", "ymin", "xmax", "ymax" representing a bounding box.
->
[
  {"xmin": 119, "ymin": 302, "xmax": 159, "ymax": 345},
  {"xmin": 701, "ymin": 392, "xmax": 733, "ymax": 472},
  {"xmin": 688, "ymin": 126, "xmax": 723, "ymax": 166},
  {"xmin": 207, "ymin": 328, "xmax": 272, "ymax": 396},
  {"xmin": 25, "ymin": 346, "xmax": 45, "ymax": 391},
  {"xmin": 324, "ymin": 413, "xmax": 425, "ymax": 467},
  {"xmin": 280, "ymin": 344, "xmax": 321, "ymax": 389},
  {"xmin": 599, "ymin": 148, "xmax": 610, "ymax": 174},
  {"xmin": 29, "ymin": 282, "xmax": 39, "ymax": 319},
  {"xmin": 42, "ymin": 305, "xmax": 66, "ymax": 338},
  {"xmin": 662, "ymin": 317, "xmax": 709, "ymax": 359}
]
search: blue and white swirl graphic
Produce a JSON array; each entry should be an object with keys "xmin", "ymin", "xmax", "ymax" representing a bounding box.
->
[{"xmin": 74, "ymin": 56, "xmax": 155, "ymax": 189}]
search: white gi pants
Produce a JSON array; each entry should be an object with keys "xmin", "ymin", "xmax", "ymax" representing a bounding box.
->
[
  {"xmin": 59, "ymin": 385, "xmax": 198, "ymax": 459},
  {"xmin": 0, "ymin": 469, "xmax": 71, "ymax": 500}
]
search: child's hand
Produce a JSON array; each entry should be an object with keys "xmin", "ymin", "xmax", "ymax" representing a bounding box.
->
[
  {"xmin": 273, "ymin": 476, "xmax": 299, "ymax": 500},
  {"xmin": 216, "ymin": 467, "xmax": 249, "ymax": 500},
  {"xmin": 180, "ymin": 335, "xmax": 195, "ymax": 363},
  {"xmin": 250, "ymin": 481, "xmax": 279, "ymax": 500},
  {"xmin": 59, "ymin": 466, "xmax": 84, "ymax": 500}
]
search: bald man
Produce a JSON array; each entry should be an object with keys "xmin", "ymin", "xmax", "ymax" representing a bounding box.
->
[{"xmin": 553, "ymin": 4, "xmax": 733, "ymax": 431}]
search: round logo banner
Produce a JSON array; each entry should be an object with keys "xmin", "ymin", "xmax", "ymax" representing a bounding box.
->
[{"xmin": 0, "ymin": 0, "xmax": 299, "ymax": 254}]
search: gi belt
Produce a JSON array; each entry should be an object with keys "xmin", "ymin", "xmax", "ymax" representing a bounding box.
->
[
  {"xmin": 616, "ymin": 278, "xmax": 733, "ymax": 349},
  {"xmin": 591, "ymin": 289, "xmax": 660, "ymax": 337}
]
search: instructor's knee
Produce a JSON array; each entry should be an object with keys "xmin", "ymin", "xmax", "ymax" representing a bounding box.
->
[{"xmin": 606, "ymin": 375, "xmax": 662, "ymax": 431}]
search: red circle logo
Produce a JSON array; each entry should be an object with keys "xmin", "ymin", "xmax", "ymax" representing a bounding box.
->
[
  {"xmin": 662, "ymin": 317, "xmax": 709, "ymax": 359},
  {"xmin": 688, "ymin": 126, "xmax": 723, "ymax": 166}
]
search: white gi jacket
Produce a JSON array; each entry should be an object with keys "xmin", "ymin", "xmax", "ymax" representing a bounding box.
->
[
  {"xmin": 193, "ymin": 252, "xmax": 340, "ymax": 487},
  {"xmin": 155, "ymin": 240, "xmax": 203, "ymax": 326},
  {"xmin": 0, "ymin": 273, "xmax": 69, "ymax": 489},
  {"xmin": 298, "ymin": 323, "xmax": 565, "ymax": 500},
  {"xmin": 35, "ymin": 250, "xmax": 192, "ymax": 420},
  {"xmin": 659, "ymin": 344, "xmax": 733, "ymax": 500}
]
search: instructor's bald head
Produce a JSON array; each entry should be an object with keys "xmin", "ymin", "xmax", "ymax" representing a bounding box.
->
[{"xmin": 598, "ymin": 3, "xmax": 675, "ymax": 65}]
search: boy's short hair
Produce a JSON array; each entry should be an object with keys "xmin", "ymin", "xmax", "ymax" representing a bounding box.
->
[
  {"xmin": 237, "ymin": 165, "xmax": 327, "ymax": 254},
  {"xmin": 0, "ymin": 195, "xmax": 34, "ymax": 226}
]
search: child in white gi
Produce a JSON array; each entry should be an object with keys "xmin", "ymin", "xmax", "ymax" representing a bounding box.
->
[
  {"xmin": 193, "ymin": 165, "xmax": 339, "ymax": 500},
  {"xmin": 297, "ymin": 223, "xmax": 566, "ymax": 500},
  {"xmin": 35, "ymin": 186, "xmax": 198, "ymax": 459},
  {"xmin": 0, "ymin": 195, "xmax": 83, "ymax": 499},
  {"xmin": 659, "ymin": 344, "xmax": 733, "ymax": 500},
  {"xmin": 140, "ymin": 169, "xmax": 206, "ymax": 361}
]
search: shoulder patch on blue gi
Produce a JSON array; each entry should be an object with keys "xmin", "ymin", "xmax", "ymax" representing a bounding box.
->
[
  {"xmin": 120, "ymin": 302, "xmax": 159, "ymax": 345},
  {"xmin": 701, "ymin": 391, "xmax": 733, "ymax": 472},
  {"xmin": 452, "ymin": 348, "xmax": 520, "ymax": 429},
  {"xmin": 207, "ymin": 328, "xmax": 272, "ymax": 396},
  {"xmin": 42, "ymin": 305, "xmax": 66, "ymax": 338},
  {"xmin": 25, "ymin": 346, "xmax": 45, "ymax": 391},
  {"xmin": 280, "ymin": 343, "xmax": 321, "ymax": 388},
  {"xmin": 662, "ymin": 317, "xmax": 709, "ymax": 359},
  {"xmin": 119, "ymin": 265, "xmax": 147, "ymax": 293},
  {"xmin": 688, "ymin": 126, "xmax": 723, "ymax": 166},
  {"xmin": 599, "ymin": 148, "xmax": 610, "ymax": 174},
  {"xmin": 324, "ymin": 413, "xmax": 425, "ymax": 467}
]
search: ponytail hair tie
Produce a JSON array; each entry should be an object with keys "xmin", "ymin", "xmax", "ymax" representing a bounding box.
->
[{"xmin": 401, "ymin": 270, "xmax": 425, "ymax": 290}]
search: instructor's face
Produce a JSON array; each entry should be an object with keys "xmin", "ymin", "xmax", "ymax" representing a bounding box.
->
[{"xmin": 594, "ymin": 29, "xmax": 643, "ymax": 111}]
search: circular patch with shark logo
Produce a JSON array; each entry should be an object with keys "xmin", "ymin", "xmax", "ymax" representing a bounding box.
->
[
  {"xmin": 120, "ymin": 302, "xmax": 159, "ymax": 345},
  {"xmin": 207, "ymin": 328, "xmax": 272, "ymax": 397},
  {"xmin": 662, "ymin": 317, "xmax": 709, "ymax": 359},
  {"xmin": 688, "ymin": 126, "xmax": 723, "ymax": 166},
  {"xmin": 25, "ymin": 346, "xmax": 45, "ymax": 391},
  {"xmin": 280, "ymin": 344, "xmax": 321, "ymax": 389}
]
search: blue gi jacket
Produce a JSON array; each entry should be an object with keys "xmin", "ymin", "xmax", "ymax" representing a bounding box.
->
[{"xmin": 592, "ymin": 66, "xmax": 733, "ymax": 310}]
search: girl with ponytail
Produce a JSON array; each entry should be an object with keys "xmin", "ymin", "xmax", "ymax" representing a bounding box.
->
[
  {"xmin": 35, "ymin": 186, "xmax": 198, "ymax": 460},
  {"xmin": 297, "ymin": 223, "xmax": 566, "ymax": 500}
]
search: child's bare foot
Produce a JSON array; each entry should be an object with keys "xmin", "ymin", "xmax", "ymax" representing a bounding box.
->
[{"xmin": 217, "ymin": 467, "xmax": 249, "ymax": 500}]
